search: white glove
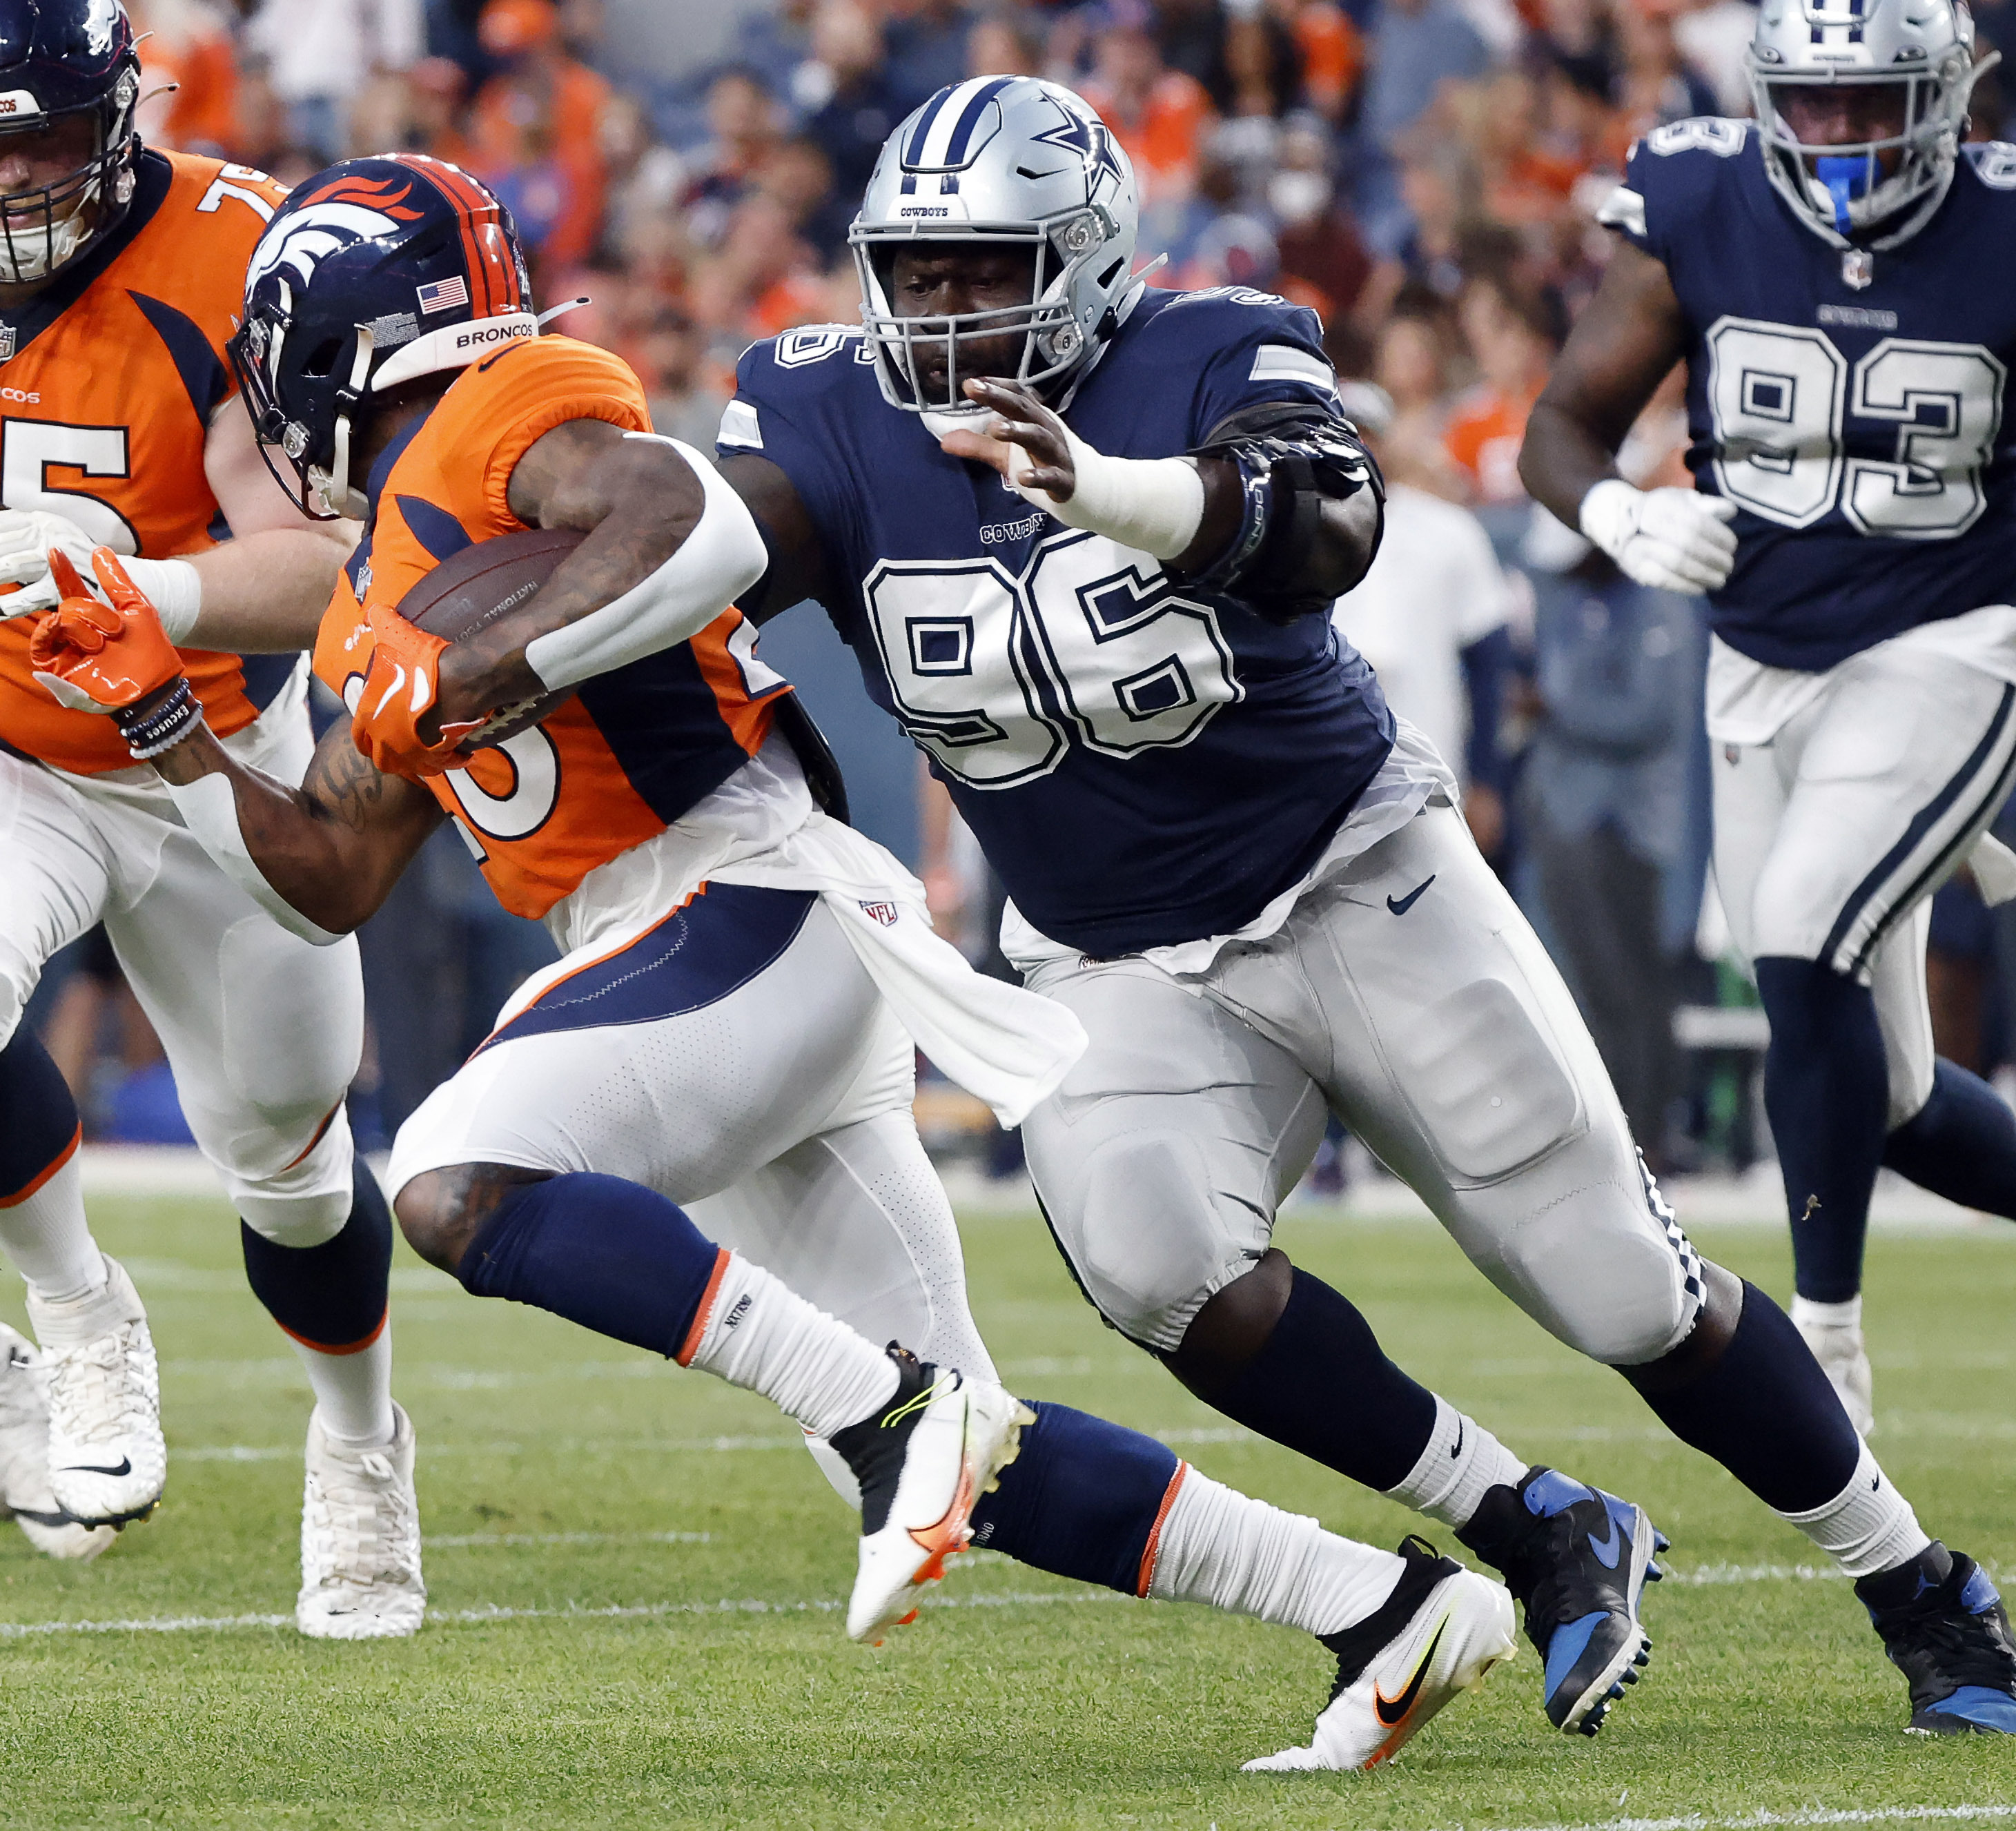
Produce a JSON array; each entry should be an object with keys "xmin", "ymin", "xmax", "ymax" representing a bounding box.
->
[
  {"xmin": 1578, "ymin": 479, "xmax": 1738, "ymax": 594},
  {"xmin": 0, "ymin": 506, "xmax": 202, "ymax": 640}
]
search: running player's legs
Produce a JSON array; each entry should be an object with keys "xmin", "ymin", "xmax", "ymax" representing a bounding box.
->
[
  {"xmin": 1289, "ymin": 804, "xmax": 1696, "ymax": 1367},
  {"xmin": 0, "ymin": 752, "xmax": 115, "ymax": 1295},
  {"xmin": 1714, "ymin": 646, "xmax": 2016, "ymax": 1347}
]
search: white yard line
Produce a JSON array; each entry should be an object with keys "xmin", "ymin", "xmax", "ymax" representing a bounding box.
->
[
  {"xmin": 1454, "ymin": 1807, "xmax": 2016, "ymax": 1831},
  {"xmin": 0, "ymin": 1588, "xmax": 1128, "ymax": 1638}
]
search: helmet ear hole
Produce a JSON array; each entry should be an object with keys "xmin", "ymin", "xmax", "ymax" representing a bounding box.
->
[{"xmin": 300, "ymin": 338, "xmax": 345, "ymax": 380}]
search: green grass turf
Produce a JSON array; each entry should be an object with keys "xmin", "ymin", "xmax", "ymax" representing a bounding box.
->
[{"xmin": 1, "ymin": 1188, "xmax": 2013, "ymax": 1830}]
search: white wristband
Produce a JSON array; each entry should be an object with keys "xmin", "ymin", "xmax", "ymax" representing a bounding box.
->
[
  {"xmin": 1576, "ymin": 477, "xmax": 1641, "ymax": 560},
  {"xmin": 522, "ymin": 436, "xmax": 768, "ymax": 692},
  {"xmin": 164, "ymin": 771, "xmax": 345, "ymax": 947},
  {"xmin": 1008, "ymin": 421, "xmax": 1205, "ymax": 562},
  {"xmin": 121, "ymin": 556, "xmax": 204, "ymax": 647}
]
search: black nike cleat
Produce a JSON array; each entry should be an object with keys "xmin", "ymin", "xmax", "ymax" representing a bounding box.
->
[
  {"xmin": 1244, "ymin": 1536, "xmax": 1517, "ymax": 1770},
  {"xmin": 1857, "ymin": 1542, "xmax": 2016, "ymax": 1734},
  {"xmin": 1459, "ymin": 1467, "xmax": 1665, "ymax": 1736}
]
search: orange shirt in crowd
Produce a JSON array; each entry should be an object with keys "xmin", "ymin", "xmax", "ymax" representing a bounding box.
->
[
  {"xmin": 1445, "ymin": 381, "xmax": 1542, "ymax": 505},
  {"xmin": 1293, "ymin": 1, "xmax": 1364, "ymax": 115},
  {"xmin": 467, "ymin": 57, "xmax": 613, "ymax": 269},
  {"xmin": 1079, "ymin": 72, "xmax": 1215, "ymax": 202}
]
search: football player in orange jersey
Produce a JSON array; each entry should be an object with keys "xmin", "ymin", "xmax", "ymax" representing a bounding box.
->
[
  {"xmin": 0, "ymin": 0, "xmax": 418, "ymax": 1635},
  {"xmin": 32, "ymin": 155, "xmax": 1529, "ymax": 1772}
]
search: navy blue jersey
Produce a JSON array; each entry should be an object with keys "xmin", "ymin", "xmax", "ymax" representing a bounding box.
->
[
  {"xmin": 722, "ymin": 286, "xmax": 1394, "ymax": 955},
  {"xmin": 1605, "ymin": 123, "xmax": 2016, "ymax": 672}
]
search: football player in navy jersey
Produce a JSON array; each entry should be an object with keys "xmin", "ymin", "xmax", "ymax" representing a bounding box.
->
[
  {"xmin": 1525, "ymin": 3, "xmax": 2016, "ymax": 1443},
  {"xmin": 720, "ymin": 72, "xmax": 2016, "ymax": 1736}
]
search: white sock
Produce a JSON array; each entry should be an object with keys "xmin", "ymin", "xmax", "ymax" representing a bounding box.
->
[
  {"xmin": 0, "ymin": 1149, "xmax": 107, "ymax": 1305},
  {"xmin": 1382, "ymin": 1395, "xmax": 1527, "ymax": 1529},
  {"xmin": 1792, "ymin": 1293, "xmax": 1862, "ymax": 1332},
  {"xmin": 1777, "ymin": 1439, "xmax": 1930, "ymax": 1578},
  {"xmin": 679, "ymin": 1251, "xmax": 900, "ymax": 1441},
  {"xmin": 1146, "ymin": 1465, "xmax": 1410, "ymax": 1636},
  {"xmin": 294, "ymin": 1326, "xmax": 396, "ymax": 1448}
]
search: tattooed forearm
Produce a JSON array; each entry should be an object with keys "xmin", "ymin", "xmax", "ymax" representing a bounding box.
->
[{"xmin": 434, "ymin": 422, "xmax": 705, "ymax": 723}]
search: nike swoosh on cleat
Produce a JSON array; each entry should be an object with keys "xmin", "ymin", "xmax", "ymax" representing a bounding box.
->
[
  {"xmin": 1387, "ymin": 876, "xmax": 1436, "ymax": 917},
  {"xmin": 59, "ymin": 1458, "xmax": 133, "ymax": 1478},
  {"xmin": 1373, "ymin": 1618, "xmax": 1448, "ymax": 1725},
  {"xmin": 1587, "ymin": 1516, "xmax": 1621, "ymax": 1569}
]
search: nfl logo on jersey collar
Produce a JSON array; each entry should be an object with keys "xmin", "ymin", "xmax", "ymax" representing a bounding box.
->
[
  {"xmin": 1842, "ymin": 248, "xmax": 1875, "ymax": 290},
  {"xmin": 0, "ymin": 322, "xmax": 18, "ymax": 362}
]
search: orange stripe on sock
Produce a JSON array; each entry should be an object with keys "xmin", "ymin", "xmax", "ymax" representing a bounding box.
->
[
  {"xmin": 674, "ymin": 1248, "xmax": 732, "ymax": 1368},
  {"xmin": 281, "ymin": 1103, "xmax": 343, "ymax": 1173},
  {"xmin": 0, "ymin": 1124, "xmax": 81, "ymax": 1207},
  {"xmin": 1136, "ymin": 1461, "xmax": 1190, "ymax": 1598},
  {"xmin": 277, "ymin": 1309, "xmax": 387, "ymax": 1357}
]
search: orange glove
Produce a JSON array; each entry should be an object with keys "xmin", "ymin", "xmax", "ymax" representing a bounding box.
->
[
  {"xmin": 351, "ymin": 603, "xmax": 489, "ymax": 777},
  {"xmin": 30, "ymin": 548, "xmax": 186, "ymax": 714}
]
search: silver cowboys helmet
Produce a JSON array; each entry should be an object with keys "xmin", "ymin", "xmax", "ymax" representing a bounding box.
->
[
  {"xmin": 852, "ymin": 75, "xmax": 1144, "ymax": 416},
  {"xmin": 1749, "ymin": 0, "xmax": 1996, "ymax": 246}
]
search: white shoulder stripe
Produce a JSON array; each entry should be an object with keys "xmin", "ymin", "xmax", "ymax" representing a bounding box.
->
[
  {"xmin": 716, "ymin": 399, "xmax": 763, "ymax": 451},
  {"xmin": 1596, "ymin": 185, "xmax": 1648, "ymax": 239},
  {"xmin": 1249, "ymin": 344, "xmax": 1335, "ymax": 391}
]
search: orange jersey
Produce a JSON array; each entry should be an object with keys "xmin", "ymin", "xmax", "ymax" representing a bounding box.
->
[
  {"xmin": 1445, "ymin": 382, "xmax": 1541, "ymax": 506},
  {"xmin": 0, "ymin": 148, "xmax": 293, "ymax": 774},
  {"xmin": 313, "ymin": 335, "xmax": 788, "ymax": 921}
]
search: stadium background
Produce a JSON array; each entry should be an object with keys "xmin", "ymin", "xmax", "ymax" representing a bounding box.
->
[{"xmin": 40, "ymin": 0, "xmax": 2016, "ymax": 1194}]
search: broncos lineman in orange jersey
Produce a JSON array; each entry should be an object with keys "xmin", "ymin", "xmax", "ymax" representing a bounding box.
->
[
  {"xmin": 35, "ymin": 155, "xmax": 1530, "ymax": 1772},
  {"xmin": 0, "ymin": 0, "xmax": 421, "ymax": 1635}
]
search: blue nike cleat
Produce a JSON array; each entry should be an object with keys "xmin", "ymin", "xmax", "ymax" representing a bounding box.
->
[
  {"xmin": 1458, "ymin": 1466, "xmax": 1665, "ymax": 1736},
  {"xmin": 1857, "ymin": 1543, "xmax": 2016, "ymax": 1735}
]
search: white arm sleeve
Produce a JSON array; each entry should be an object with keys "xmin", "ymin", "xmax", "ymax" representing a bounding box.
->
[
  {"xmin": 164, "ymin": 771, "xmax": 346, "ymax": 948},
  {"xmin": 521, "ymin": 435, "xmax": 770, "ymax": 692}
]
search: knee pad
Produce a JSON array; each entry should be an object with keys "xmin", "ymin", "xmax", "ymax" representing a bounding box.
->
[
  {"xmin": 1494, "ymin": 1173, "xmax": 1696, "ymax": 1366},
  {"xmin": 1047, "ymin": 1127, "xmax": 1265, "ymax": 1353},
  {"xmin": 230, "ymin": 1106, "xmax": 355, "ymax": 1248}
]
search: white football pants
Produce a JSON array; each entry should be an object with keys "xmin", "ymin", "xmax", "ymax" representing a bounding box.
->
[
  {"xmin": 1713, "ymin": 632, "xmax": 2016, "ymax": 1128},
  {"xmin": 1019, "ymin": 802, "xmax": 1703, "ymax": 1363},
  {"xmin": 386, "ymin": 885, "xmax": 995, "ymax": 1379},
  {"xmin": 0, "ymin": 678, "xmax": 363, "ymax": 1244}
]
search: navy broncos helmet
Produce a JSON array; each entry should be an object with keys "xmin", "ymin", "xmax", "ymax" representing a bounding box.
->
[
  {"xmin": 0, "ymin": 0, "xmax": 142, "ymax": 282},
  {"xmin": 229, "ymin": 153, "xmax": 535, "ymax": 520}
]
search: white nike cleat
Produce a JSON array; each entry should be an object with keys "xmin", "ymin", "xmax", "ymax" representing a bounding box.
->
[
  {"xmin": 1793, "ymin": 1306, "xmax": 1875, "ymax": 1437},
  {"xmin": 0, "ymin": 1323, "xmax": 115, "ymax": 1560},
  {"xmin": 297, "ymin": 1402, "xmax": 425, "ymax": 1640},
  {"xmin": 28, "ymin": 1255, "xmax": 165, "ymax": 1526},
  {"xmin": 1244, "ymin": 1537, "xmax": 1517, "ymax": 1772},
  {"xmin": 831, "ymin": 1347, "xmax": 1031, "ymax": 1645}
]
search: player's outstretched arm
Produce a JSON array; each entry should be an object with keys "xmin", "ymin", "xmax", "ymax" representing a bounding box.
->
[
  {"xmin": 415, "ymin": 421, "xmax": 767, "ymax": 734},
  {"xmin": 30, "ymin": 547, "xmax": 442, "ymax": 939},
  {"xmin": 943, "ymin": 376, "xmax": 1380, "ymax": 618},
  {"xmin": 1518, "ymin": 243, "xmax": 1736, "ymax": 595}
]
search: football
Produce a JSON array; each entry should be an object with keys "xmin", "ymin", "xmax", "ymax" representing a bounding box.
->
[{"xmin": 392, "ymin": 525, "xmax": 585, "ymax": 747}]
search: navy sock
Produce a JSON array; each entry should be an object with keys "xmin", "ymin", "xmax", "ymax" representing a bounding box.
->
[
  {"xmin": 1883, "ymin": 1057, "xmax": 2016, "ymax": 1218},
  {"xmin": 1632, "ymin": 1280, "xmax": 1859, "ymax": 1512},
  {"xmin": 1204, "ymin": 1268, "xmax": 1438, "ymax": 1491},
  {"xmin": 0, "ymin": 1026, "xmax": 81, "ymax": 1200},
  {"xmin": 456, "ymin": 1173, "xmax": 719, "ymax": 1358},
  {"xmin": 968, "ymin": 1402, "xmax": 1181, "ymax": 1595},
  {"xmin": 240, "ymin": 1160, "xmax": 393, "ymax": 1351},
  {"xmin": 1755, "ymin": 955, "xmax": 1889, "ymax": 1302}
]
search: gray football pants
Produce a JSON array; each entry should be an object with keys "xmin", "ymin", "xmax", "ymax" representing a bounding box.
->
[{"xmin": 1021, "ymin": 803, "xmax": 1703, "ymax": 1363}]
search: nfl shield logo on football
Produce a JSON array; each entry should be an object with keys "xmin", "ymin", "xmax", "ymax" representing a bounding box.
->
[
  {"xmin": 1841, "ymin": 249, "xmax": 1875, "ymax": 291},
  {"xmin": 859, "ymin": 900, "xmax": 899, "ymax": 926}
]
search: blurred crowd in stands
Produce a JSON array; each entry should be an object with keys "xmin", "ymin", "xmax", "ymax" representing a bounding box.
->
[{"xmin": 42, "ymin": 0, "xmax": 2016, "ymax": 1184}]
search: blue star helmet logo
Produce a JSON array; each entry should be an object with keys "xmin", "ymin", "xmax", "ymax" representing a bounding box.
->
[{"xmin": 1033, "ymin": 100, "xmax": 1127, "ymax": 198}]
